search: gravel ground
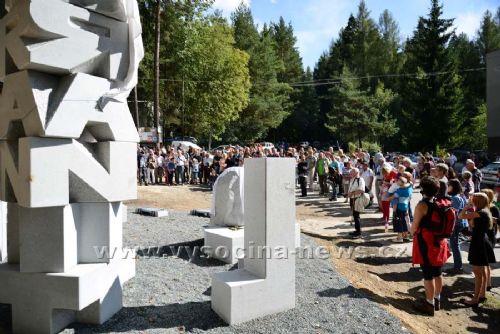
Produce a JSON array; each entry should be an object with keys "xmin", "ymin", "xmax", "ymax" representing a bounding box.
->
[{"xmin": 0, "ymin": 210, "xmax": 407, "ymax": 334}]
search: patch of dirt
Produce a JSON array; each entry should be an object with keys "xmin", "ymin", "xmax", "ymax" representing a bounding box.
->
[
  {"xmin": 126, "ymin": 185, "xmax": 212, "ymax": 211},
  {"xmin": 315, "ymin": 238, "xmax": 500, "ymax": 334}
]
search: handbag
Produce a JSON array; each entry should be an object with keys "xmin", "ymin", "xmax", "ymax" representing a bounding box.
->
[{"xmin": 355, "ymin": 193, "xmax": 370, "ymax": 212}]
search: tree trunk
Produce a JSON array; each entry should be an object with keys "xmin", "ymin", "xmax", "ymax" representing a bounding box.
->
[{"xmin": 154, "ymin": 0, "xmax": 161, "ymax": 147}]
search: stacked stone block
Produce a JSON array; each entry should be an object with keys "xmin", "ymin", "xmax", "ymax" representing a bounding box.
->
[{"xmin": 0, "ymin": 0, "xmax": 143, "ymax": 333}]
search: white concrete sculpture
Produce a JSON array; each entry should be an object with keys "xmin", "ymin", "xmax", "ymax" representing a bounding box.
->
[
  {"xmin": 0, "ymin": 0, "xmax": 143, "ymax": 332},
  {"xmin": 205, "ymin": 167, "xmax": 244, "ymax": 264},
  {"xmin": 211, "ymin": 158, "xmax": 296, "ymax": 325},
  {"xmin": 210, "ymin": 167, "xmax": 244, "ymax": 227}
]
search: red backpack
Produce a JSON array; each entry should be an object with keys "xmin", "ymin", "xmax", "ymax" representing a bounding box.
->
[{"xmin": 420, "ymin": 198, "xmax": 456, "ymax": 239}]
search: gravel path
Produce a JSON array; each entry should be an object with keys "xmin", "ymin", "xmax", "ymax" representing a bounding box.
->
[{"xmin": 1, "ymin": 211, "xmax": 407, "ymax": 334}]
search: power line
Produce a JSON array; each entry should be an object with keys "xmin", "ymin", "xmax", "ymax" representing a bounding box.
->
[{"xmin": 136, "ymin": 67, "xmax": 486, "ymax": 87}]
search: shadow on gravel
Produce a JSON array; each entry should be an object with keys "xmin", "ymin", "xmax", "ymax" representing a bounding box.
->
[
  {"xmin": 317, "ymin": 286, "xmax": 365, "ymax": 298},
  {"xmin": 70, "ymin": 301, "xmax": 227, "ymax": 333},
  {"xmin": 137, "ymin": 239, "xmax": 226, "ymax": 267}
]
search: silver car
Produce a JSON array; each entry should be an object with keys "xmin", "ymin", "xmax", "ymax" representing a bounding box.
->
[{"xmin": 480, "ymin": 161, "xmax": 500, "ymax": 188}]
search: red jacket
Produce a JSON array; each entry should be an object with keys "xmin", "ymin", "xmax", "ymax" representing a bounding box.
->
[{"xmin": 412, "ymin": 202, "xmax": 451, "ymax": 266}]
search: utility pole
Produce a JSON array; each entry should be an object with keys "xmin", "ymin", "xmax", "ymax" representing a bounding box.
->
[{"xmin": 154, "ymin": 0, "xmax": 161, "ymax": 147}]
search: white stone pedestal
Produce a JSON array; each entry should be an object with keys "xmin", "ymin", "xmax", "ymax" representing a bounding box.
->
[
  {"xmin": 205, "ymin": 224, "xmax": 301, "ymax": 265},
  {"xmin": 0, "ymin": 256, "xmax": 135, "ymax": 334},
  {"xmin": 211, "ymin": 158, "xmax": 296, "ymax": 325},
  {"xmin": 203, "ymin": 227, "xmax": 244, "ymax": 264}
]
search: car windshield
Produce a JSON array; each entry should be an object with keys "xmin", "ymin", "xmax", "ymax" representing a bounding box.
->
[{"xmin": 483, "ymin": 163, "xmax": 500, "ymax": 172}]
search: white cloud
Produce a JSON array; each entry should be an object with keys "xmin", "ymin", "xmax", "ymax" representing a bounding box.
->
[
  {"xmin": 213, "ymin": 0, "xmax": 250, "ymax": 15},
  {"xmin": 295, "ymin": 0, "xmax": 352, "ymax": 68},
  {"xmin": 270, "ymin": 0, "xmax": 277, "ymax": 4},
  {"xmin": 454, "ymin": 11, "xmax": 482, "ymax": 38}
]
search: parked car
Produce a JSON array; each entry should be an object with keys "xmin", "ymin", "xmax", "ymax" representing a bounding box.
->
[
  {"xmin": 480, "ymin": 161, "xmax": 500, "ymax": 188},
  {"xmin": 212, "ymin": 145, "xmax": 231, "ymax": 153},
  {"xmin": 174, "ymin": 136, "xmax": 198, "ymax": 144},
  {"xmin": 171, "ymin": 141, "xmax": 201, "ymax": 152},
  {"xmin": 258, "ymin": 142, "xmax": 275, "ymax": 150}
]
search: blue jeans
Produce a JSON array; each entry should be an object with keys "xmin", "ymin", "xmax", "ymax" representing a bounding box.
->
[
  {"xmin": 175, "ymin": 166, "xmax": 184, "ymax": 184},
  {"xmin": 449, "ymin": 220, "xmax": 467, "ymax": 269}
]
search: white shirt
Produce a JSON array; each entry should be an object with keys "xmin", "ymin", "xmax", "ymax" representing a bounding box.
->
[
  {"xmin": 156, "ymin": 155, "xmax": 164, "ymax": 166},
  {"xmin": 348, "ymin": 177, "xmax": 366, "ymax": 197},
  {"xmin": 449, "ymin": 154, "xmax": 457, "ymax": 166},
  {"xmin": 361, "ymin": 168, "xmax": 374, "ymax": 187},
  {"xmin": 176, "ymin": 155, "xmax": 186, "ymax": 166}
]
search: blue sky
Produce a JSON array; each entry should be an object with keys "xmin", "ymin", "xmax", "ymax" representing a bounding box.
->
[{"xmin": 213, "ymin": 0, "xmax": 500, "ymax": 70}]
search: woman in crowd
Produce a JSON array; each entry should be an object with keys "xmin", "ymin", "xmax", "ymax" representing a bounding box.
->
[
  {"xmin": 411, "ymin": 176, "xmax": 451, "ymax": 316},
  {"xmin": 458, "ymin": 193, "xmax": 496, "ymax": 306},
  {"xmin": 447, "ymin": 179, "xmax": 467, "ymax": 275},
  {"xmin": 481, "ymin": 188, "xmax": 499, "ymax": 291},
  {"xmin": 380, "ymin": 165, "xmax": 397, "ymax": 232}
]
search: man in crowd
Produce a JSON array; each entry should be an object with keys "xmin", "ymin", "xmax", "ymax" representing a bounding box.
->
[
  {"xmin": 465, "ymin": 159, "xmax": 483, "ymax": 193},
  {"xmin": 146, "ymin": 149, "xmax": 157, "ymax": 185},
  {"xmin": 375, "ymin": 157, "xmax": 386, "ymax": 211},
  {"xmin": 317, "ymin": 152, "xmax": 329, "ymax": 196},
  {"xmin": 342, "ymin": 160, "xmax": 353, "ymax": 203},
  {"xmin": 361, "ymin": 161, "xmax": 374, "ymax": 206},
  {"xmin": 348, "ymin": 168, "xmax": 365, "ymax": 238},
  {"xmin": 435, "ymin": 163, "xmax": 449, "ymax": 198},
  {"xmin": 306, "ymin": 148, "xmax": 317, "ymax": 191}
]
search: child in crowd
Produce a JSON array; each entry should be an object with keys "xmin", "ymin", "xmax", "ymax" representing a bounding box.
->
[
  {"xmin": 191, "ymin": 158, "xmax": 200, "ymax": 184},
  {"xmin": 461, "ymin": 171, "xmax": 474, "ymax": 199},
  {"xmin": 389, "ymin": 175, "xmax": 413, "ymax": 242}
]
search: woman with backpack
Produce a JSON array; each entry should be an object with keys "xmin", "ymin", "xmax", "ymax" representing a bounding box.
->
[
  {"xmin": 458, "ymin": 192, "xmax": 496, "ymax": 306},
  {"xmin": 411, "ymin": 176, "xmax": 451, "ymax": 316}
]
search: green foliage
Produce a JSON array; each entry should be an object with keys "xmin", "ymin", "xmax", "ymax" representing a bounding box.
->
[
  {"xmin": 477, "ymin": 10, "xmax": 500, "ymax": 62},
  {"xmin": 348, "ymin": 141, "xmax": 381, "ymax": 153},
  {"xmin": 222, "ymin": 4, "xmax": 292, "ymax": 143},
  {"xmin": 325, "ymin": 67, "xmax": 397, "ymax": 148},
  {"xmin": 453, "ymin": 103, "xmax": 488, "ymax": 150},
  {"xmin": 399, "ymin": 0, "xmax": 464, "ymax": 152},
  {"xmin": 136, "ymin": 0, "xmax": 249, "ymax": 140},
  {"xmin": 266, "ymin": 17, "xmax": 308, "ymax": 142},
  {"xmin": 178, "ymin": 19, "xmax": 251, "ymax": 139}
]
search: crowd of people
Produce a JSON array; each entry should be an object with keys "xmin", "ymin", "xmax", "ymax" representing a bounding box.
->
[{"xmin": 137, "ymin": 143, "xmax": 500, "ymax": 317}]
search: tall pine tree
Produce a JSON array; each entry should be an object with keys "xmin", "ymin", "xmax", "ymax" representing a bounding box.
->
[
  {"xmin": 267, "ymin": 17, "xmax": 306, "ymax": 142},
  {"xmin": 399, "ymin": 0, "xmax": 464, "ymax": 151},
  {"xmin": 223, "ymin": 4, "xmax": 292, "ymax": 143}
]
